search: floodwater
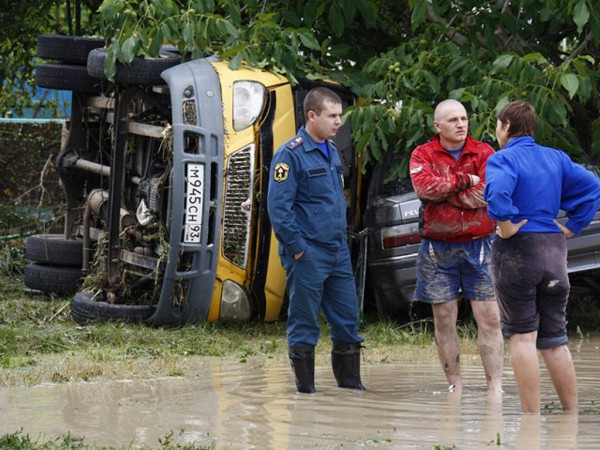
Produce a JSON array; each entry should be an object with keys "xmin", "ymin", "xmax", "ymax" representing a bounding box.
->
[{"xmin": 1, "ymin": 337, "xmax": 600, "ymax": 449}]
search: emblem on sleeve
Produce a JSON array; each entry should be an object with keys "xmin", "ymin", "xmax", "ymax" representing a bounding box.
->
[{"xmin": 273, "ymin": 162, "xmax": 290, "ymax": 182}]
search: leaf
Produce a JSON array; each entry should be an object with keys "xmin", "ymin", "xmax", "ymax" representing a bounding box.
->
[
  {"xmin": 544, "ymin": 98, "xmax": 568, "ymax": 126},
  {"xmin": 104, "ymin": 44, "xmax": 118, "ymax": 82},
  {"xmin": 410, "ymin": 0, "xmax": 428, "ymax": 31},
  {"xmin": 182, "ymin": 21, "xmax": 194, "ymax": 45},
  {"xmin": 354, "ymin": 0, "xmax": 377, "ymax": 27},
  {"xmin": 560, "ymin": 73, "xmax": 579, "ymax": 99},
  {"xmin": 148, "ymin": 28, "xmax": 164, "ymax": 56},
  {"xmin": 121, "ymin": 36, "xmax": 137, "ymax": 64},
  {"xmin": 329, "ymin": 43, "xmax": 352, "ymax": 58},
  {"xmin": 229, "ymin": 53, "xmax": 243, "ymax": 70},
  {"xmin": 328, "ymin": 4, "xmax": 344, "ymax": 36},
  {"xmin": 490, "ymin": 54, "xmax": 514, "ymax": 75},
  {"xmin": 299, "ymin": 31, "xmax": 321, "ymax": 51},
  {"xmin": 573, "ymin": 0, "xmax": 590, "ymax": 34},
  {"xmin": 495, "ymin": 96, "xmax": 510, "ymax": 113}
]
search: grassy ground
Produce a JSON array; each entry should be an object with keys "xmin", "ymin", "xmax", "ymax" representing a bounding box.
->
[{"xmin": 0, "ymin": 271, "xmax": 451, "ymax": 388}]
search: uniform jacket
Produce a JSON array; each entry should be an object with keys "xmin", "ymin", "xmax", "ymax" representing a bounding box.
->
[
  {"xmin": 485, "ymin": 136, "xmax": 600, "ymax": 235},
  {"xmin": 409, "ymin": 134, "xmax": 496, "ymax": 242},
  {"xmin": 267, "ymin": 126, "xmax": 348, "ymax": 256}
]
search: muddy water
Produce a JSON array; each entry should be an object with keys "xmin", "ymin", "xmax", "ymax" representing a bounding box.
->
[{"xmin": 1, "ymin": 337, "xmax": 600, "ymax": 449}]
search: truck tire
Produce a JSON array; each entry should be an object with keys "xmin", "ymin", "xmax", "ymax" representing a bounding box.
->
[
  {"xmin": 37, "ymin": 35, "xmax": 105, "ymax": 65},
  {"xmin": 87, "ymin": 47, "xmax": 180, "ymax": 86},
  {"xmin": 24, "ymin": 263, "xmax": 82, "ymax": 295},
  {"xmin": 36, "ymin": 63, "xmax": 101, "ymax": 93},
  {"xmin": 71, "ymin": 290, "xmax": 156, "ymax": 325},
  {"xmin": 25, "ymin": 234, "xmax": 84, "ymax": 267}
]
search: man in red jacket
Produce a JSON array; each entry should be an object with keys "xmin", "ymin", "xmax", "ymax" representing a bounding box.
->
[{"xmin": 409, "ymin": 99, "xmax": 503, "ymax": 393}]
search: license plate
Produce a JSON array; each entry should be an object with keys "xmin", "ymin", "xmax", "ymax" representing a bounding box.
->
[{"xmin": 184, "ymin": 163, "xmax": 204, "ymax": 243}]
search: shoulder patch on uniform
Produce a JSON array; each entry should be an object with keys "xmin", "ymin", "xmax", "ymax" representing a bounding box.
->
[
  {"xmin": 285, "ymin": 136, "xmax": 303, "ymax": 150},
  {"xmin": 273, "ymin": 162, "xmax": 290, "ymax": 182}
]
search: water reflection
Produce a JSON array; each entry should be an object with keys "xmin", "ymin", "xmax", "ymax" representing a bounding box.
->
[
  {"xmin": 1, "ymin": 337, "xmax": 599, "ymax": 449},
  {"xmin": 514, "ymin": 413, "xmax": 578, "ymax": 450}
]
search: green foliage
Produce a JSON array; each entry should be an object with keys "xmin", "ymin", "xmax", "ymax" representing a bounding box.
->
[
  {"xmin": 0, "ymin": 242, "xmax": 27, "ymax": 275},
  {"xmin": 0, "ymin": 1, "xmax": 102, "ymax": 117},
  {"xmin": 95, "ymin": 0, "xmax": 380, "ymax": 85},
  {"xmin": 0, "ymin": 122, "xmax": 64, "ymax": 238},
  {"xmin": 5, "ymin": 0, "xmax": 600, "ymax": 173},
  {"xmin": 349, "ymin": 0, "xmax": 600, "ymax": 172}
]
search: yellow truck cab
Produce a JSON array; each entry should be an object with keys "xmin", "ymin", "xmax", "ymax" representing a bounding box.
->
[{"xmin": 30, "ymin": 38, "xmax": 362, "ymax": 325}]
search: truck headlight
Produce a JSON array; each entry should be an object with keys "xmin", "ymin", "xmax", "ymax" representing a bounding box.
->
[
  {"xmin": 233, "ymin": 81, "xmax": 266, "ymax": 131},
  {"xmin": 219, "ymin": 280, "xmax": 252, "ymax": 321}
]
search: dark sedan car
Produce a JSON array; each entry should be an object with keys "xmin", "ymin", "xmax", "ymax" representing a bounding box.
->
[{"xmin": 364, "ymin": 162, "xmax": 600, "ymax": 321}]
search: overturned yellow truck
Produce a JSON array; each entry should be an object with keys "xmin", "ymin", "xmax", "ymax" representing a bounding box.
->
[{"xmin": 29, "ymin": 36, "xmax": 363, "ymax": 325}]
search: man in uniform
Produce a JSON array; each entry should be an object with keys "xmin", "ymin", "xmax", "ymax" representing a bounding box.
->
[{"xmin": 267, "ymin": 86, "xmax": 365, "ymax": 394}]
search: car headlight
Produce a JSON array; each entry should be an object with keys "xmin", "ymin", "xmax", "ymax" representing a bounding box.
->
[
  {"xmin": 219, "ymin": 280, "xmax": 252, "ymax": 321},
  {"xmin": 233, "ymin": 81, "xmax": 266, "ymax": 131}
]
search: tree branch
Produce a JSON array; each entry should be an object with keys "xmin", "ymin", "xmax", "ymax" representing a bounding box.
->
[{"xmin": 565, "ymin": 31, "xmax": 593, "ymax": 63}]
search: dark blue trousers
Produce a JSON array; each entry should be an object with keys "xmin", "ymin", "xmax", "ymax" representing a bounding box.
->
[{"xmin": 281, "ymin": 242, "xmax": 363, "ymax": 348}]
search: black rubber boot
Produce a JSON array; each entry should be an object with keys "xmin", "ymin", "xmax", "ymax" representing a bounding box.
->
[
  {"xmin": 331, "ymin": 341, "xmax": 366, "ymax": 390},
  {"xmin": 289, "ymin": 347, "xmax": 316, "ymax": 393}
]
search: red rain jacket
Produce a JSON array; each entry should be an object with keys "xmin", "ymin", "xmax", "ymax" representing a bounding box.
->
[{"xmin": 409, "ymin": 135, "xmax": 496, "ymax": 242}]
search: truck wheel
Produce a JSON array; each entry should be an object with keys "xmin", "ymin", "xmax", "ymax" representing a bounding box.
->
[
  {"xmin": 24, "ymin": 263, "xmax": 82, "ymax": 295},
  {"xmin": 25, "ymin": 234, "xmax": 84, "ymax": 267},
  {"xmin": 71, "ymin": 290, "xmax": 156, "ymax": 325},
  {"xmin": 87, "ymin": 47, "xmax": 180, "ymax": 86},
  {"xmin": 36, "ymin": 63, "xmax": 101, "ymax": 93},
  {"xmin": 37, "ymin": 35, "xmax": 105, "ymax": 65}
]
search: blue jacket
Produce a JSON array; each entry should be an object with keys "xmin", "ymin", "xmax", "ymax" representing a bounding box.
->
[
  {"xmin": 484, "ymin": 136, "xmax": 600, "ymax": 235},
  {"xmin": 267, "ymin": 126, "xmax": 348, "ymax": 256}
]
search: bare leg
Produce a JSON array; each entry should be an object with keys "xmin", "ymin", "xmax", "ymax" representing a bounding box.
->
[
  {"xmin": 432, "ymin": 301, "xmax": 461, "ymax": 390},
  {"xmin": 540, "ymin": 344, "xmax": 578, "ymax": 412},
  {"xmin": 471, "ymin": 300, "xmax": 504, "ymax": 393},
  {"xmin": 509, "ymin": 332, "xmax": 540, "ymax": 413}
]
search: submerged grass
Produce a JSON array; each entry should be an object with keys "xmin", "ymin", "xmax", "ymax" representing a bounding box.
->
[{"xmin": 0, "ymin": 430, "xmax": 218, "ymax": 450}]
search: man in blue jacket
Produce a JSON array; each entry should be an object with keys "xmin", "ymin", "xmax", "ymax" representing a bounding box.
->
[
  {"xmin": 267, "ymin": 87, "xmax": 365, "ymax": 394},
  {"xmin": 485, "ymin": 100, "xmax": 600, "ymax": 413}
]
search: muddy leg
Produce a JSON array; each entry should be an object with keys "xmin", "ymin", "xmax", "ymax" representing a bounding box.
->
[
  {"xmin": 471, "ymin": 300, "xmax": 504, "ymax": 393},
  {"xmin": 432, "ymin": 301, "xmax": 462, "ymax": 391}
]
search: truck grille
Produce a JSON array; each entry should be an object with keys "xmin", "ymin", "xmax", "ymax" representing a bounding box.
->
[{"xmin": 222, "ymin": 145, "xmax": 254, "ymax": 268}]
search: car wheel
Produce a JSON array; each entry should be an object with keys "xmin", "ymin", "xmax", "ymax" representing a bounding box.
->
[
  {"xmin": 71, "ymin": 290, "xmax": 156, "ymax": 325},
  {"xmin": 23, "ymin": 263, "xmax": 82, "ymax": 295},
  {"xmin": 37, "ymin": 34, "xmax": 105, "ymax": 65},
  {"xmin": 87, "ymin": 47, "xmax": 180, "ymax": 86},
  {"xmin": 36, "ymin": 63, "xmax": 102, "ymax": 93},
  {"xmin": 25, "ymin": 234, "xmax": 84, "ymax": 267}
]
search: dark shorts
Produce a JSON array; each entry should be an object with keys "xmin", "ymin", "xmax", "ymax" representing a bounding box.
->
[
  {"xmin": 413, "ymin": 236, "xmax": 496, "ymax": 304},
  {"xmin": 491, "ymin": 233, "xmax": 570, "ymax": 349}
]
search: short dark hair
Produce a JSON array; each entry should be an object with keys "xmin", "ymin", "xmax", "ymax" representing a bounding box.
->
[
  {"xmin": 498, "ymin": 101, "xmax": 536, "ymax": 138},
  {"xmin": 303, "ymin": 87, "xmax": 342, "ymax": 119}
]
